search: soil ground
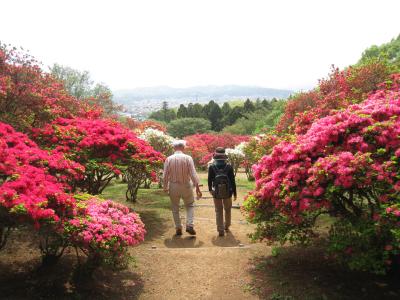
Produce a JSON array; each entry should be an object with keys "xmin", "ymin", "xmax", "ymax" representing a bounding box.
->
[{"xmin": 1, "ymin": 172, "xmax": 400, "ymax": 299}]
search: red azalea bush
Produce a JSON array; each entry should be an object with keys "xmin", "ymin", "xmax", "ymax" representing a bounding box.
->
[
  {"xmin": 244, "ymin": 74, "xmax": 400, "ymax": 274},
  {"xmin": 63, "ymin": 194, "xmax": 146, "ymax": 268},
  {"xmin": 184, "ymin": 133, "xmax": 249, "ymax": 167},
  {"xmin": 0, "ymin": 122, "xmax": 82, "ymax": 225},
  {"xmin": 0, "ymin": 121, "xmax": 147, "ymax": 269},
  {"xmin": 32, "ymin": 117, "xmax": 164, "ymax": 195},
  {"xmin": 277, "ymin": 61, "xmax": 390, "ymax": 135},
  {"xmin": 0, "ymin": 121, "xmax": 83, "ymax": 250},
  {"xmin": 0, "ymin": 45, "xmax": 101, "ymax": 133}
]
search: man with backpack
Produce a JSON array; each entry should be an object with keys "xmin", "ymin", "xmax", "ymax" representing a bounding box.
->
[{"xmin": 208, "ymin": 147, "xmax": 237, "ymax": 237}]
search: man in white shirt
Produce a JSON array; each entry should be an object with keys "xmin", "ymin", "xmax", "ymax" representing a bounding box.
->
[{"xmin": 163, "ymin": 140, "xmax": 201, "ymax": 236}]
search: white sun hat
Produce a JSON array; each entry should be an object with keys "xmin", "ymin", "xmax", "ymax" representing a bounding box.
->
[{"xmin": 172, "ymin": 139, "xmax": 187, "ymax": 147}]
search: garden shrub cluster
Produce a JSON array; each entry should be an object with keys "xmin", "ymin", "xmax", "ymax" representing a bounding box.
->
[
  {"xmin": 184, "ymin": 133, "xmax": 249, "ymax": 168},
  {"xmin": 0, "ymin": 44, "xmax": 163, "ymax": 273},
  {"xmin": 244, "ymin": 74, "xmax": 400, "ymax": 274}
]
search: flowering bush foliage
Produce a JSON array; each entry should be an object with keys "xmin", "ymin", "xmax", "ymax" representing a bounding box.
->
[
  {"xmin": 0, "ymin": 122, "xmax": 83, "ymax": 232},
  {"xmin": 123, "ymin": 117, "xmax": 167, "ymax": 134},
  {"xmin": 277, "ymin": 61, "xmax": 390, "ymax": 135},
  {"xmin": 32, "ymin": 117, "xmax": 164, "ymax": 194},
  {"xmin": 184, "ymin": 133, "xmax": 249, "ymax": 167},
  {"xmin": 0, "ymin": 44, "xmax": 101, "ymax": 133},
  {"xmin": 63, "ymin": 194, "xmax": 145, "ymax": 267},
  {"xmin": 241, "ymin": 134, "xmax": 293, "ymax": 180},
  {"xmin": 139, "ymin": 128, "xmax": 174, "ymax": 157},
  {"xmin": 225, "ymin": 147, "xmax": 245, "ymax": 176},
  {"xmin": 139, "ymin": 128, "xmax": 174, "ymax": 188},
  {"xmin": 244, "ymin": 74, "xmax": 400, "ymax": 273}
]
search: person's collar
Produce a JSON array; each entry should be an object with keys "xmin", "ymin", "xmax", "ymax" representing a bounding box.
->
[{"xmin": 175, "ymin": 150, "xmax": 183, "ymax": 154}]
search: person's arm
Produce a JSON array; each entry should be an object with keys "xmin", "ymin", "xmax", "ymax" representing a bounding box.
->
[
  {"xmin": 208, "ymin": 165, "xmax": 215, "ymax": 193},
  {"xmin": 228, "ymin": 165, "xmax": 237, "ymax": 200},
  {"xmin": 188, "ymin": 157, "xmax": 201, "ymax": 195},
  {"xmin": 163, "ymin": 158, "xmax": 170, "ymax": 192}
]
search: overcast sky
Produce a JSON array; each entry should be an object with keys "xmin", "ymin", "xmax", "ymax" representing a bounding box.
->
[{"xmin": 1, "ymin": 0, "xmax": 399, "ymax": 91}]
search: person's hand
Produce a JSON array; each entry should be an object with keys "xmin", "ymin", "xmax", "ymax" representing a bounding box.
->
[
  {"xmin": 233, "ymin": 195, "xmax": 237, "ymax": 201},
  {"xmin": 163, "ymin": 187, "xmax": 169, "ymax": 194},
  {"xmin": 195, "ymin": 186, "xmax": 202, "ymax": 199}
]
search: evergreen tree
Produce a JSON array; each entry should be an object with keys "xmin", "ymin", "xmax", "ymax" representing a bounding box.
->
[
  {"xmin": 162, "ymin": 101, "xmax": 169, "ymax": 121},
  {"xmin": 221, "ymin": 102, "xmax": 232, "ymax": 115},
  {"xmin": 225, "ymin": 106, "xmax": 243, "ymax": 126},
  {"xmin": 192, "ymin": 103, "xmax": 204, "ymax": 118},
  {"xmin": 187, "ymin": 103, "xmax": 194, "ymax": 117},
  {"xmin": 262, "ymin": 99, "xmax": 272, "ymax": 110},
  {"xmin": 243, "ymin": 98, "xmax": 256, "ymax": 113},
  {"xmin": 177, "ymin": 104, "xmax": 188, "ymax": 118},
  {"xmin": 208, "ymin": 101, "xmax": 223, "ymax": 131}
]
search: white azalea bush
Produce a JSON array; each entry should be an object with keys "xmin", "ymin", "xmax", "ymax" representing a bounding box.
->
[
  {"xmin": 139, "ymin": 128, "xmax": 174, "ymax": 188},
  {"xmin": 226, "ymin": 146, "xmax": 245, "ymax": 176},
  {"xmin": 139, "ymin": 128, "xmax": 174, "ymax": 156}
]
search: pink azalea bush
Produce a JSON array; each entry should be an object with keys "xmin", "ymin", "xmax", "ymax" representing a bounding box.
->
[
  {"xmin": 32, "ymin": 117, "xmax": 164, "ymax": 195},
  {"xmin": 63, "ymin": 194, "xmax": 146, "ymax": 267},
  {"xmin": 244, "ymin": 74, "xmax": 400, "ymax": 273},
  {"xmin": 0, "ymin": 121, "xmax": 82, "ymax": 232}
]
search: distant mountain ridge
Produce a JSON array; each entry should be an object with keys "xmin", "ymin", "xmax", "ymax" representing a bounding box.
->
[
  {"xmin": 114, "ymin": 85, "xmax": 293, "ymax": 104},
  {"xmin": 113, "ymin": 85, "xmax": 293, "ymax": 119}
]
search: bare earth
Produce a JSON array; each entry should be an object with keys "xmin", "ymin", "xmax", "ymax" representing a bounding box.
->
[
  {"xmin": 0, "ymin": 172, "xmax": 267, "ymax": 300},
  {"xmin": 133, "ymin": 199, "xmax": 266, "ymax": 300}
]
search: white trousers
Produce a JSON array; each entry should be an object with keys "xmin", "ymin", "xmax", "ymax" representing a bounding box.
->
[{"xmin": 168, "ymin": 182, "xmax": 195, "ymax": 229}]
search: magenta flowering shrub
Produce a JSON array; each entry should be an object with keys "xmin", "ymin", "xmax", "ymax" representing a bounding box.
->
[
  {"xmin": 32, "ymin": 117, "xmax": 164, "ymax": 195},
  {"xmin": 244, "ymin": 74, "xmax": 400, "ymax": 273},
  {"xmin": 63, "ymin": 194, "xmax": 146, "ymax": 267},
  {"xmin": 0, "ymin": 122, "xmax": 147, "ymax": 270},
  {"xmin": 0, "ymin": 122, "xmax": 82, "ymax": 230}
]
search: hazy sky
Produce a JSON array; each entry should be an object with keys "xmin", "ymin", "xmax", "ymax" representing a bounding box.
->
[{"xmin": 1, "ymin": 0, "xmax": 399, "ymax": 91}]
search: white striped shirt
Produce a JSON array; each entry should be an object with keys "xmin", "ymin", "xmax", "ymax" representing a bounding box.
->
[{"xmin": 163, "ymin": 151, "xmax": 199, "ymax": 187}]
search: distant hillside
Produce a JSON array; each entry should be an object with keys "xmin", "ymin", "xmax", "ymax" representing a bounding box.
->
[{"xmin": 113, "ymin": 85, "xmax": 293, "ymax": 119}]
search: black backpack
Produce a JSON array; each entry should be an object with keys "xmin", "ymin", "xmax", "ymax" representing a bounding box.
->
[{"xmin": 212, "ymin": 164, "xmax": 231, "ymax": 199}]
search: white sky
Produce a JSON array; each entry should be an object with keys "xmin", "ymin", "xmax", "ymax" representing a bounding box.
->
[{"xmin": 1, "ymin": 0, "xmax": 399, "ymax": 91}]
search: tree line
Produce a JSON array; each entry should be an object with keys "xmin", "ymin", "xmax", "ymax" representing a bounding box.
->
[{"xmin": 148, "ymin": 98, "xmax": 284, "ymax": 137}]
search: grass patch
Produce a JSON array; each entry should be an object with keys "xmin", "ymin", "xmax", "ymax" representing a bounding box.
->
[{"xmin": 102, "ymin": 180, "xmax": 171, "ymax": 242}]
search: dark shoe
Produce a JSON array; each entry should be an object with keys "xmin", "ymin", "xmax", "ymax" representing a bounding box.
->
[
  {"xmin": 224, "ymin": 226, "xmax": 230, "ymax": 232},
  {"xmin": 175, "ymin": 228, "xmax": 182, "ymax": 236},
  {"xmin": 186, "ymin": 226, "xmax": 196, "ymax": 235},
  {"xmin": 218, "ymin": 231, "xmax": 225, "ymax": 237}
]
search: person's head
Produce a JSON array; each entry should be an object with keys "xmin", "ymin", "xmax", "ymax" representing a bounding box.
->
[
  {"xmin": 213, "ymin": 147, "xmax": 228, "ymax": 160},
  {"xmin": 172, "ymin": 139, "xmax": 186, "ymax": 152}
]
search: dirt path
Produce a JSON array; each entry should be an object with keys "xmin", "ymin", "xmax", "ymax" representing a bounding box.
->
[
  {"xmin": 131, "ymin": 178, "xmax": 267, "ymax": 300},
  {"xmin": 0, "ymin": 172, "xmax": 268, "ymax": 300}
]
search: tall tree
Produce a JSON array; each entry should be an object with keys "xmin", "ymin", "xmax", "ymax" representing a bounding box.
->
[
  {"xmin": 177, "ymin": 104, "xmax": 188, "ymax": 118},
  {"xmin": 243, "ymin": 98, "xmax": 256, "ymax": 113},
  {"xmin": 50, "ymin": 64, "xmax": 122, "ymax": 114},
  {"xmin": 207, "ymin": 101, "xmax": 223, "ymax": 131},
  {"xmin": 192, "ymin": 103, "xmax": 204, "ymax": 118},
  {"xmin": 162, "ymin": 101, "xmax": 169, "ymax": 122},
  {"xmin": 225, "ymin": 106, "xmax": 243, "ymax": 126},
  {"xmin": 221, "ymin": 102, "xmax": 232, "ymax": 115}
]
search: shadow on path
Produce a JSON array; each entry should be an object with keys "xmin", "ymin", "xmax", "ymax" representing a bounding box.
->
[
  {"xmin": 211, "ymin": 231, "xmax": 242, "ymax": 247},
  {"xmin": 137, "ymin": 209, "xmax": 169, "ymax": 242},
  {"xmin": 164, "ymin": 236, "xmax": 205, "ymax": 248}
]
